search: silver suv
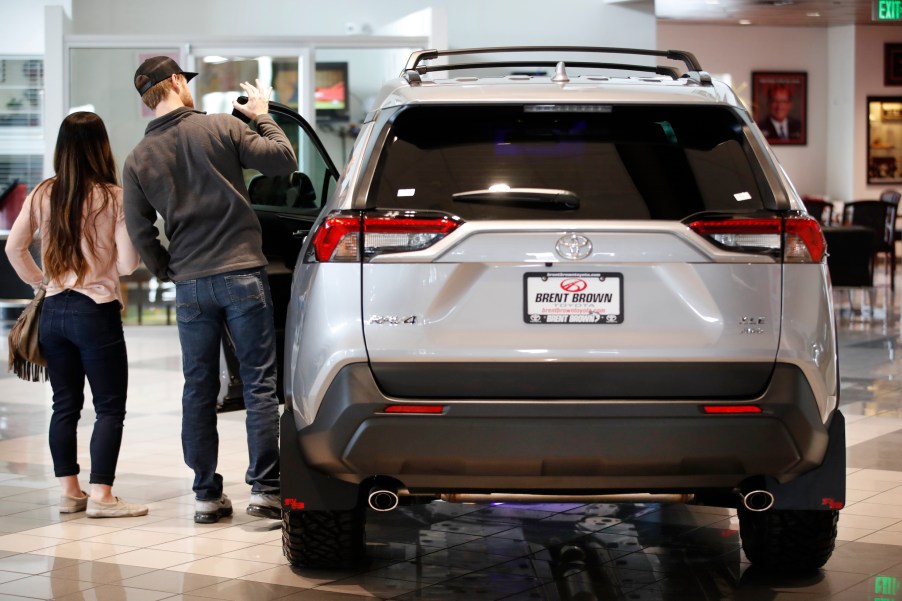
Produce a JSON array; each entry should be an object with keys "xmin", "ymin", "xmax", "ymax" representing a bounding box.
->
[{"xmin": 243, "ymin": 47, "xmax": 844, "ymax": 574}]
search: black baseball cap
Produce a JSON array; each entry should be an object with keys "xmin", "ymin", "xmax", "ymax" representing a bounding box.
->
[{"xmin": 134, "ymin": 56, "xmax": 197, "ymax": 96}]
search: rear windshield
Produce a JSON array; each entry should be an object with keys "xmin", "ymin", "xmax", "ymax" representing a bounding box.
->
[{"xmin": 367, "ymin": 104, "xmax": 772, "ymax": 220}]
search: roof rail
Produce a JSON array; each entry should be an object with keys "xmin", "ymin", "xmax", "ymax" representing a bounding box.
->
[
  {"xmin": 402, "ymin": 46, "xmax": 707, "ymax": 83},
  {"xmin": 403, "ymin": 60, "xmax": 681, "ymax": 82}
]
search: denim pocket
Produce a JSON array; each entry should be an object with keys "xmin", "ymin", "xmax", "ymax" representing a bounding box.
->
[
  {"xmin": 175, "ymin": 280, "xmax": 202, "ymax": 323},
  {"xmin": 224, "ymin": 272, "xmax": 266, "ymax": 316}
]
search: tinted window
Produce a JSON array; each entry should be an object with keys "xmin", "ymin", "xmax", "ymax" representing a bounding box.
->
[
  {"xmin": 245, "ymin": 112, "xmax": 334, "ymax": 213},
  {"xmin": 368, "ymin": 104, "xmax": 770, "ymax": 220}
]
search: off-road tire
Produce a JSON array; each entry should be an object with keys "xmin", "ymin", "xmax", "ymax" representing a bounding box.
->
[
  {"xmin": 282, "ymin": 507, "xmax": 366, "ymax": 568},
  {"xmin": 738, "ymin": 507, "xmax": 838, "ymax": 573}
]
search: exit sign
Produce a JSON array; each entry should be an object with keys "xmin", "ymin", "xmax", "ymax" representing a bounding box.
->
[{"xmin": 874, "ymin": 0, "xmax": 902, "ymax": 20}]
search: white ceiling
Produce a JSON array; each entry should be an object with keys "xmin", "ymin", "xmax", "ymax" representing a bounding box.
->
[{"xmin": 656, "ymin": 0, "xmax": 893, "ymax": 27}]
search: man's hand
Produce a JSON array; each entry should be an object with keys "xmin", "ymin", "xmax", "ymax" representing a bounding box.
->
[{"xmin": 232, "ymin": 79, "xmax": 272, "ymax": 120}]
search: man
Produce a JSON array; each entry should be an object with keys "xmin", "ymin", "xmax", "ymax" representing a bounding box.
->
[
  {"xmin": 757, "ymin": 84, "xmax": 802, "ymax": 142},
  {"xmin": 123, "ymin": 56, "xmax": 297, "ymax": 523}
]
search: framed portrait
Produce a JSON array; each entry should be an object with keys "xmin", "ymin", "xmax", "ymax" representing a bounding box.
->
[
  {"xmin": 751, "ymin": 71, "xmax": 807, "ymax": 146},
  {"xmin": 886, "ymin": 44, "xmax": 902, "ymax": 86}
]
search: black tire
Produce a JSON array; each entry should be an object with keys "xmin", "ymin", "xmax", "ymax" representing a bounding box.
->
[
  {"xmin": 282, "ymin": 507, "xmax": 366, "ymax": 569},
  {"xmin": 738, "ymin": 507, "xmax": 838, "ymax": 573}
]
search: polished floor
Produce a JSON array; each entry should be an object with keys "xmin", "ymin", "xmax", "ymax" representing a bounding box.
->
[{"xmin": 0, "ymin": 289, "xmax": 901, "ymax": 600}]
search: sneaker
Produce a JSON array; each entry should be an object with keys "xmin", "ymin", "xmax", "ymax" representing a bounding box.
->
[
  {"xmin": 247, "ymin": 492, "xmax": 282, "ymax": 519},
  {"xmin": 59, "ymin": 491, "xmax": 88, "ymax": 514},
  {"xmin": 86, "ymin": 497, "xmax": 148, "ymax": 518},
  {"xmin": 195, "ymin": 494, "xmax": 232, "ymax": 524}
]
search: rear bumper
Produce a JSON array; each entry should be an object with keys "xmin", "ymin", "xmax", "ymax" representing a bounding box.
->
[{"xmin": 288, "ymin": 362, "xmax": 831, "ymax": 494}]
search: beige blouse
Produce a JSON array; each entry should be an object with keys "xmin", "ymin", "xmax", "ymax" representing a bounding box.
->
[{"xmin": 5, "ymin": 183, "xmax": 140, "ymax": 306}]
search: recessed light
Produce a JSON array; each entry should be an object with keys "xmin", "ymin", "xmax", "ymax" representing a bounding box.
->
[
  {"xmin": 739, "ymin": 19, "xmax": 752, "ymax": 25},
  {"xmin": 807, "ymin": 11, "xmax": 820, "ymax": 17}
]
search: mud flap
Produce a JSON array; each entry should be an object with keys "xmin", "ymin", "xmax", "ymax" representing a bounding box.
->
[
  {"xmin": 280, "ymin": 410, "xmax": 361, "ymax": 512},
  {"xmin": 766, "ymin": 410, "xmax": 845, "ymax": 511}
]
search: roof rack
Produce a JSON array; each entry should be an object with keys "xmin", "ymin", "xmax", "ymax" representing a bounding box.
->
[{"xmin": 401, "ymin": 46, "xmax": 711, "ymax": 86}]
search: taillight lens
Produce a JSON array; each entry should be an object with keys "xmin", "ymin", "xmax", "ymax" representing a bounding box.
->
[
  {"xmin": 784, "ymin": 217, "xmax": 827, "ymax": 263},
  {"xmin": 309, "ymin": 215, "xmax": 361, "ymax": 262},
  {"xmin": 309, "ymin": 211, "xmax": 463, "ymax": 262},
  {"xmin": 688, "ymin": 215, "xmax": 825, "ymax": 263}
]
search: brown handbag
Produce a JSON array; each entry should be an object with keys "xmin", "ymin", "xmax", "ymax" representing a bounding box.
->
[{"xmin": 7, "ymin": 286, "xmax": 48, "ymax": 382}]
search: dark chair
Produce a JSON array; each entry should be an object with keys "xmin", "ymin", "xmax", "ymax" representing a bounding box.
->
[
  {"xmin": 883, "ymin": 189, "xmax": 902, "ymax": 248},
  {"xmin": 843, "ymin": 200, "xmax": 898, "ymax": 290},
  {"xmin": 881, "ymin": 188, "xmax": 901, "ymax": 205},
  {"xmin": 801, "ymin": 198, "xmax": 833, "ymax": 225}
]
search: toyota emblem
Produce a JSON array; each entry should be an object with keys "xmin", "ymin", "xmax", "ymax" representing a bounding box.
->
[{"xmin": 555, "ymin": 234, "xmax": 592, "ymax": 260}]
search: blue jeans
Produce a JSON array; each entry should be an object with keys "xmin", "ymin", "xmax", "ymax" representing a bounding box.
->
[
  {"xmin": 39, "ymin": 290, "xmax": 128, "ymax": 486},
  {"xmin": 175, "ymin": 268, "xmax": 279, "ymax": 501}
]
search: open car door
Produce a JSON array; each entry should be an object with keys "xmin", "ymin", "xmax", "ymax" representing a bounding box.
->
[{"xmin": 219, "ymin": 100, "xmax": 340, "ymax": 409}]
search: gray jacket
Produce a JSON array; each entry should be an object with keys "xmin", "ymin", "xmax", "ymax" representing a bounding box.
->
[{"xmin": 123, "ymin": 107, "xmax": 297, "ymax": 282}]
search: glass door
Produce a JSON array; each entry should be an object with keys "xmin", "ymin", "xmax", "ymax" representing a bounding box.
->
[
  {"xmin": 868, "ymin": 96, "xmax": 902, "ymax": 185},
  {"xmin": 192, "ymin": 51, "xmax": 311, "ymax": 119}
]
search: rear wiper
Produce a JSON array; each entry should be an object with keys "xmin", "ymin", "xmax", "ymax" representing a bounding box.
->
[{"xmin": 452, "ymin": 188, "xmax": 580, "ymax": 210}]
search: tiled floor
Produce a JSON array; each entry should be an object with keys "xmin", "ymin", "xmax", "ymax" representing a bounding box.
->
[{"xmin": 1, "ymin": 288, "xmax": 902, "ymax": 600}]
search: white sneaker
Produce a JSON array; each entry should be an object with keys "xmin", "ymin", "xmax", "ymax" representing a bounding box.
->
[
  {"xmin": 59, "ymin": 491, "xmax": 88, "ymax": 514},
  {"xmin": 86, "ymin": 497, "xmax": 148, "ymax": 518},
  {"xmin": 195, "ymin": 493, "xmax": 232, "ymax": 523},
  {"xmin": 247, "ymin": 492, "xmax": 281, "ymax": 519}
]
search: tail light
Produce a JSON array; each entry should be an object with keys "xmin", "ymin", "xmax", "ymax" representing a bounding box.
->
[
  {"xmin": 309, "ymin": 210, "xmax": 464, "ymax": 262},
  {"xmin": 688, "ymin": 215, "xmax": 825, "ymax": 263}
]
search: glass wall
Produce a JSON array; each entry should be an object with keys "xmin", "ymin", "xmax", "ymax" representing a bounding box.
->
[{"xmin": 0, "ymin": 57, "xmax": 44, "ymax": 229}]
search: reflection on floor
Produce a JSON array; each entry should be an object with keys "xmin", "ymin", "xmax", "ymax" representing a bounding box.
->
[{"xmin": 0, "ymin": 287, "xmax": 900, "ymax": 600}]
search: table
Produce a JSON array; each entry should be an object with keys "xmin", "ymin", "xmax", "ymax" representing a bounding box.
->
[{"xmin": 822, "ymin": 225, "xmax": 875, "ymax": 287}]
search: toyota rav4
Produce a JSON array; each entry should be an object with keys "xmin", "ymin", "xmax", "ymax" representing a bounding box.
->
[{"xmin": 235, "ymin": 46, "xmax": 844, "ymax": 574}]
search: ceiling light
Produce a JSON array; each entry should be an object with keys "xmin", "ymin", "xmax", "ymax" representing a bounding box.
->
[
  {"xmin": 807, "ymin": 11, "xmax": 820, "ymax": 17},
  {"xmin": 739, "ymin": 19, "xmax": 752, "ymax": 25}
]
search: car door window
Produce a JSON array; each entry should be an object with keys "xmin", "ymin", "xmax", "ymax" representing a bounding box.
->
[
  {"xmin": 244, "ymin": 110, "xmax": 337, "ymax": 214},
  {"xmin": 239, "ymin": 103, "xmax": 338, "ymax": 271}
]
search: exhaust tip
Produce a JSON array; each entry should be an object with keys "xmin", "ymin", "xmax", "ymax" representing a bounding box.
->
[
  {"xmin": 368, "ymin": 488, "xmax": 400, "ymax": 512},
  {"xmin": 742, "ymin": 489, "xmax": 775, "ymax": 512}
]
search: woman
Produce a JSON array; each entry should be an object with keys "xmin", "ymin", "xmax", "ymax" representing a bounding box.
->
[{"xmin": 5, "ymin": 112, "xmax": 147, "ymax": 518}]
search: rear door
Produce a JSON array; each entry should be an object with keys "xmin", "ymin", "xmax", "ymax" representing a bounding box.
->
[
  {"xmin": 357, "ymin": 103, "xmax": 794, "ymax": 400},
  {"xmin": 228, "ymin": 102, "xmax": 339, "ymax": 399}
]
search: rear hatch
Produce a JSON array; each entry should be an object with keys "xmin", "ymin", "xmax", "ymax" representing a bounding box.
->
[{"xmin": 314, "ymin": 104, "xmax": 823, "ymax": 399}]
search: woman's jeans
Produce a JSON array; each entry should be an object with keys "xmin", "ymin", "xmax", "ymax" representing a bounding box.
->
[
  {"xmin": 175, "ymin": 268, "xmax": 280, "ymax": 501},
  {"xmin": 39, "ymin": 290, "xmax": 128, "ymax": 486}
]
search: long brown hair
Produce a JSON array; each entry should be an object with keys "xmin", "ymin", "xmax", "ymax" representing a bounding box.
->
[{"xmin": 33, "ymin": 112, "xmax": 118, "ymax": 286}]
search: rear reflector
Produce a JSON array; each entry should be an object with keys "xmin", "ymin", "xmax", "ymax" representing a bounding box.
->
[
  {"xmin": 702, "ymin": 405, "xmax": 763, "ymax": 414},
  {"xmin": 384, "ymin": 405, "xmax": 446, "ymax": 414}
]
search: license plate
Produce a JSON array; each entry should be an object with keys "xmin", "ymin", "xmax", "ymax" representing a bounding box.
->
[{"xmin": 524, "ymin": 272, "xmax": 623, "ymax": 324}]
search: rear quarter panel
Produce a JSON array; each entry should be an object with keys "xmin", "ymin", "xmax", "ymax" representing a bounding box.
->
[{"xmin": 285, "ymin": 262, "xmax": 365, "ymax": 429}]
